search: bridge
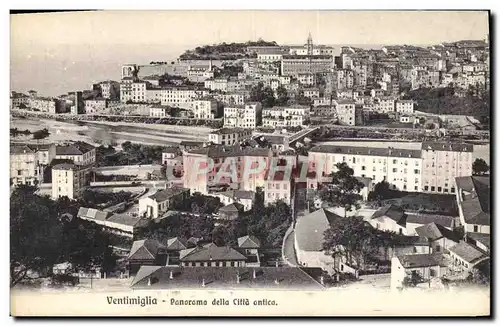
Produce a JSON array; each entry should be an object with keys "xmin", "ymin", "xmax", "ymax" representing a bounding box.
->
[{"xmin": 289, "ymin": 126, "xmax": 320, "ymax": 146}]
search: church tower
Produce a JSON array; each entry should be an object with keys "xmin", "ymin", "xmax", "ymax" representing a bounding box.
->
[{"xmin": 306, "ymin": 32, "xmax": 314, "ymax": 55}]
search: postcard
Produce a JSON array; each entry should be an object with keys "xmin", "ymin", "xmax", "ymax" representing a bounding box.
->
[{"xmin": 10, "ymin": 10, "xmax": 490, "ymax": 317}]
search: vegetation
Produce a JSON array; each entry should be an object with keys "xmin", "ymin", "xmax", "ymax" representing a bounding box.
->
[
  {"xmin": 10, "ymin": 185, "xmax": 117, "ymax": 287},
  {"xmin": 275, "ymin": 86, "xmax": 289, "ymax": 106},
  {"xmin": 403, "ymin": 85, "xmax": 490, "ymax": 126},
  {"xmin": 472, "ymin": 158, "xmax": 489, "ymax": 176},
  {"xmin": 79, "ymin": 190, "xmax": 134, "ymax": 209},
  {"xmin": 33, "ymin": 128, "xmax": 50, "ymax": 140},
  {"xmin": 215, "ymin": 63, "xmax": 244, "ymax": 78},
  {"xmin": 250, "ymin": 82, "xmax": 276, "ymax": 108},
  {"xmin": 368, "ymin": 193, "xmax": 459, "ymax": 216},
  {"xmin": 368, "ymin": 180, "xmax": 406, "ymax": 202},
  {"xmin": 10, "ymin": 128, "xmax": 32, "ymax": 137},
  {"xmin": 179, "ymin": 39, "xmax": 278, "ymax": 60},
  {"xmin": 95, "ymin": 141, "xmax": 166, "ymax": 167},
  {"xmin": 319, "ymin": 162, "xmax": 364, "ymax": 217}
]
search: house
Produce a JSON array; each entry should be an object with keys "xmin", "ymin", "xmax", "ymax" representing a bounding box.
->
[
  {"xmin": 405, "ymin": 213, "xmax": 456, "ymax": 236},
  {"xmin": 413, "ymin": 222, "xmax": 460, "ymax": 254},
  {"xmin": 237, "ymin": 235, "xmax": 262, "ymax": 267},
  {"xmin": 448, "ymin": 241, "xmax": 489, "ymax": 271},
  {"xmin": 179, "ymin": 244, "xmax": 247, "ymax": 267},
  {"xmin": 211, "ymin": 189, "xmax": 255, "ymax": 211},
  {"xmin": 55, "ymin": 141, "xmax": 96, "ymax": 166},
  {"xmin": 77, "ymin": 207, "xmax": 149, "ymax": 238},
  {"xmin": 127, "ymin": 239, "xmax": 167, "ymax": 275},
  {"xmin": 130, "ymin": 266, "xmax": 327, "ymax": 290},
  {"xmin": 369, "ymin": 204, "xmax": 408, "ymax": 235},
  {"xmin": 139, "ymin": 187, "xmax": 190, "ymax": 219},
  {"xmin": 294, "ymin": 208, "xmax": 341, "ymax": 274},
  {"xmin": 455, "ymin": 176, "xmax": 490, "ymax": 234},
  {"xmin": 466, "ymin": 233, "xmax": 490, "ymax": 254},
  {"xmin": 217, "ymin": 203, "xmax": 244, "ymax": 221},
  {"xmin": 355, "ymin": 176, "xmax": 373, "ymax": 201},
  {"xmin": 390, "ymin": 253, "xmax": 445, "ymax": 290},
  {"xmin": 264, "ymin": 170, "xmax": 293, "ymax": 206}
]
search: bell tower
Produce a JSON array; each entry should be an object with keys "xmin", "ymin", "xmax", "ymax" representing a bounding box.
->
[{"xmin": 307, "ymin": 32, "xmax": 313, "ymax": 55}]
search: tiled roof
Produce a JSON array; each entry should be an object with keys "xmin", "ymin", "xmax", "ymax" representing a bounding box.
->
[
  {"xmin": 10, "ymin": 145, "xmax": 35, "ymax": 155},
  {"xmin": 455, "ymin": 176, "xmax": 490, "ymax": 226},
  {"xmin": 309, "ymin": 145, "xmax": 421, "ymax": 158},
  {"xmin": 237, "ymin": 235, "xmax": 261, "ymax": 249},
  {"xmin": 210, "ymin": 127, "xmax": 252, "ymax": 135},
  {"xmin": 371, "ymin": 205, "xmax": 407, "ymax": 226},
  {"xmin": 218, "ymin": 203, "xmax": 244, "ymax": 213},
  {"xmin": 148, "ymin": 187, "xmax": 189, "ymax": 203},
  {"xmin": 106, "ymin": 214, "xmax": 150, "ymax": 227},
  {"xmin": 179, "ymin": 245, "xmax": 247, "ymax": 262},
  {"xmin": 406, "ymin": 213, "xmax": 455, "ymax": 228},
  {"xmin": 295, "ymin": 209, "xmax": 341, "ymax": 251},
  {"xmin": 415, "ymin": 222, "xmax": 459, "ymax": 242},
  {"xmin": 397, "ymin": 253, "xmax": 443, "ymax": 268},
  {"xmin": 130, "ymin": 266, "xmax": 326, "ymax": 290},
  {"xmin": 448, "ymin": 241, "xmax": 488, "ymax": 264},
  {"xmin": 166, "ymin": 237, "xmax": 188, "ymax": 251},
  {"xmin": 218, "ymin": 190, "xmax": 255, "ymax": 201},
  {"xmin": 128, "ymin": 239, "xmax": 166, "ymax": 260},
  {"xmin": 52, "ymin": 163, "xmax": 77, "ymax": 170},
  {"xmin": 466, "ymin": 233, "xmax": 490, "ymax": 251},
  {"xmin": 421, "ymin": 142, "xmax": 474, "ymax": 152},
  {"xmin": 77, "ymin": 207, "xmax": 110, "ymax": 221},
  {"xmin": 188, "ymin": 145, "xmax": 271, "ymax": 158}
]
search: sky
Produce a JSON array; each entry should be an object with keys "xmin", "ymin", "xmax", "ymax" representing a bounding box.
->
[{"xmin": 10, "ymin": 10, "xmax": 489, "ymax": 97}]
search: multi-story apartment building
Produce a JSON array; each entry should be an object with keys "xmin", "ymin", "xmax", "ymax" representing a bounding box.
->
[
  {"xmin": 55, "ymin": 142, "xmax": 96, "ymax": 167},
  {"xmin": 26, "ymin": 97, "xmax": 63, "ymax": 114},
  {"xmin": 84, "ymin": 99, "xmax": 108, "ymax": 114},
  {"xmin": 455, "ymin": 72, "xmax": 487, "ymax": 90},
  {"xmin": 208, "ymin": 128, "xmax": 252, "ymax": 146},
  {"xmin": 10, "ymin": 145, "xmax": 42, "ymax": 186},
  {"xmin": 160, "ymin": 86, "xmax": 208, "ymax": 108},
  {"xmin": 213, "ymin": 91, "xmax": 249, "ymax": 106},
  {"xmin": 421, "ymin": 142, "xmax": 473, "ymax": 194},
  {"xmin": 182, "ymin": 145, "xmax": 272, "ymax": 194},
  {"xmin": 373, "ymin": 96, "xmax": 396, "ymax": 113},
  {"xmin": 97, "ymin": 80, "xmax": 121, "ymax": 100},
  {"xmin": 411, "ymin": 69, "xmax": 440, "ymax": 89},
  {"xmin": 309, "ymin": 145, "xmax": 423, "ymax": 192},
  {"xmin": 302, "ymin": 87, "xmax": 320, "ymax": 99},
  {"xmin": 395, "ymin": 100, "xmax": 415, "ymax": 114},
  {"xmin": 192, "ymin": 98, "xmax": 219, "ymax": 119},
  {"xmin": 281, "ymin": 55, "xmax": 333, "ymax": 76},
  {"xmin": 264, "ymin": 171, "xmax": 293, "ymax": 206},
  {"xmin": 51, "ymin": 163, "xmax": 87, "ymax": 200},
  {"xmin": 353, "ymin": 60, "xmax": 368, "ymax": 87},
  {"xmin": 334, "ymin": 99, "xmax": 356, "ymax": 126},
  {"xmin": 296, "ymin": 73, "xmax": 316, "ymax": 86},
  {"xmin": 223, "ymin": 102, "xmax": 262, "ymax": 129},
  {"xmin": 149, "ymin": 106, "xmax": 171, "ymax": 118},
  {"xmin": 262, "ymin": 105, "xmax": 310, "ymax": 128},
  {"xmin": 336, "ymin": 69, "xmax": 355, "ymax": 90}
]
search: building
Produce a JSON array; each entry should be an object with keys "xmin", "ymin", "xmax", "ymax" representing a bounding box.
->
[
  {"xmin": 127, "ymin": 239, "xmax": 167, "ymax": 275},
  {"xmin": 296, "ymin": 73, "xmax": 316, "ymax": 86},
  {"xmin": 264, "ymin": 171, "xmax": 293, "ymax": 206},
  {"xmin": 262, "ymin": 105, "xmax": 310, "ymax": 128},
  {"xmin": 71, "ymin": 92, "xmax": 84, "ymax": 115},
  {"xmin": 309, "ymin": 145, "xmax": 423, "ymax": 192},
  {"xmin": 455, "ymin": 176, "xmax": 490, "ymax": 234},
  {"xmin": 294, "ymin": 208, "xmax": 340, "ymax": 274},
  {"xmin": 179, "ymin": 244, "xmax": 247, "ymax": 267},
  {"xmin": 254, "ymin": 134, "xmax": 290, "ymax": 152},
  {"xmin": 97, "ymin": 80, "xmax": 120, "ymax": 100},
  {"xmin": 10, "ymin": 145, "xmax": 43, "ymax": 186},
  {"xmin": 149, "ymin": 106, "xmax": 171, "ymax": 118},
  {"xmin": 370, "ymin": 205, "xmax": 408, "ymax": 235},
  {"xmin": 281, "ymin": 55, "xmax": 333, "ymax": 76},
  {"xmin": 51, "ymin": 163, "xmax": 87, "ymax": 200},
  {"xmin": 413, "ymin": 222, "xmax": 460, "ymax": 254},
  {"xmin": 139, "ymin": 187, "xmax": 190, "ymax": 219},
  {"xmin": 160, "ymin": 86, "xmax": 208, "ymax": 109},
  {"xmin": 405, "ymin": 213, "xmax": 457, "ymax": 236},
  {"xmin": 192, "ymin": 99, "xmax": 219, "ymax": 119},
  {"xmin": 55, "ymin": 142, "xmax": 96, "ymax": 166},
  {"xmin": 84, "ymin": 99, "xmax": 108, "ymax": 114},
  {"xmin": 396, "ymin": 100, "xmax": 415, "ymax": 114},
  {"xmin": 208, "ymin": 128, "xmax": 252, "ymax": 146},
  {"xmin": 421, "ymin": 142, "xmax": 473, "ymax": 194},
  {"xmin": 213, "ymin": 91, "xmax": 249, "ymax": 106},
  {"xmin": 334, "ymin": 99, "xmax": 356, "ymax": 126},
  {"xmin": 77, "ymin": 207, "xmax": 149, "ymax": 238},
  {"xmin": 390, "ymin": 254, "xmax": 444, "ymax": 290},
  {"xmin": 373, "ymin": 96, "xmax": 396, "ymax": 113},
  {"xmin": 130, "ymin": 266, "xmax": 327, "ymax": 290},
  {"xmin": 224, "ymin": 102, "xmax": 262, "ymax": 129},
  {"xmin": 448, "ymin": 241, "xmax": 489, "ymax": 271},
  {"xmin": 211, "ymin": 189, "xmax": 255, "ymax": 212},
  {"xmin": 26, "ymin": 97, "xmax": 63, "ymax": 114},
  {"xmin": 336, "ymin": 69, "xmax": 354, "ymax": 90}
]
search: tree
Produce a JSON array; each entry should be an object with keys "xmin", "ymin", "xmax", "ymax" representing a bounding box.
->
[
  {"xmin": 472, "ymin": 158, "xmax": 489, "ymax": 176},
  {"xmin": 319, "ymin": 162, "xmax": 364, "ymax": 217},
  {"xmin": 322, "ymin": 215, "xmax": 380, "ymax": 269},
  {"xmin": 32, "ymin": 128, "xmax": 50, "ymax": 140},
  {"xmin": 275, "ymin": 86, "xmax": 289, "ymax": 106},
  {"xmin": 250, "ymin": 82, "xmax": 276, "ymax": 108}
]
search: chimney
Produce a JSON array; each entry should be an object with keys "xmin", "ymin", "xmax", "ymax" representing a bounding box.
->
[
  {"xmin": 202, "ymin": 278, "xmax": 206, "ymax": 287},
  {"xmin": 236, "ymin": 273, "xmax": 241, "ymax": 284},
  {"xmin": 275, "ymin": 261, "xmax": 279, "ymax": 268},
  {"xmin": 147, "ymin": 277, "xmax": 152, "ymax": 286},
  {"xmin": 169, "ymin": 271, "xmax": 174, "ymax": 279},
  {"xmin": 253, "ymin": 269, "xmax": 257, "ymax": 279},
  {"xmin": 274, "ymin": 278, "xmax": 279, "ymax": 285},
  {"xmin": 320, "ymin": 276, "xmax": 325, "ymax": 285}
]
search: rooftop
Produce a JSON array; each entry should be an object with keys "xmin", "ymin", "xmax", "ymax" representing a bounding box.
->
[
  {"xmin": 309, "ymin": 145, "xmax": 421, "ymax": 159},
  {"xmin": 295, "ymin": 208, "xmax": 341, "ymax": 251},
  {"xmin": 414, "ymin": 222, "xmax": 460, "ymax": 242},
  {"xmin": 209, "ymin": 127, "xmax": 252, "ymax": 135},
  {"xmin": 455, "ymin": 176, "xmax": 490, "ymax": 226},
  {"xmin": 421, "ymin": 142, "xmax": 474, "ymax": 152},
  {"xmin": 187, "ymin": 145, "xmax": 271, "ymax": 159},
  {"xmin": 148, "ymin": 187, "xmax": 189, "ymax": 203},
  {"xmin": 372, "ymin": 204, "xmax": 407, "ymax": 226},
  {"xmin": 52, "ymin": 163, "xmax": 77, "ymax": 170},
  {"xmin": 166, "ymin": 237, "xmax": 188, "ymax": 251},
  {"xmin": 448, "ymin": 241, "xmax": 488, "ymax": 264},
  {"xmin": 397, "ymin": 253, "xmax": 444, "ymax": 269},
  {"xmin": 128, "ymin": 239, "xmax": 166, "ymax": 260},
  {"xmin": 406, "ymin": 213, "xmax": 455, "ymax": 228},
  {"xmin": 130, "ymin": 266, "xmax": 326, "ymax": 290},
  {"xmin": 179, "ymin": 245, "xmax": 247, "ymax": 262},
  {"xmin": 237, "ymin": 235, "xmax": 261, "ymax": 249}
]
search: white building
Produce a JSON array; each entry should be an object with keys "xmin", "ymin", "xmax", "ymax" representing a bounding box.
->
[
  {"xmin": 52, "ymin": 163, "xmax": 87, "ymax": 200},
  {"xmin": 149, "ymin": 106, "xmax": 171, "ymax": 118},
  {"xmin": 396, "ymin": 100, "xmax": 415, "ymax": 114},
  {"xmin": 192, "ymin": 99, "xmax": 219, "ymax": 119},
  {"xmin": 223, "ymin": 102, "xmax": 262, "ymax": 129},
  {"xmin": 390, "ymin": 254, "xmax": 443, "ymax": 290},
  {"xmin": 138, "ymin": 188, "xmax": 190, "ymax": 219},
  {"xmin": 262, "ymin": 105, "xmax": 310, "ymax": 128},
  {"xmin": 455, "ymin": 176, "xmax": 490, "ymax": 234},
  {"xmin": 334, "ymin": 99, "xmax": 356, "ymax": 126},
  {"xmin": 208, "ymin": 128, "xmax": 252, "ymax": 146}
]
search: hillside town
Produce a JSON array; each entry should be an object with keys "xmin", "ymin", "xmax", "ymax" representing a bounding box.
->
[{"xmin": 10, "ymin": 34, "xmax": 490, "ymax": 293}]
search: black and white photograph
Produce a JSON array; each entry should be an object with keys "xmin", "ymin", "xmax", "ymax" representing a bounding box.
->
[{"xmin": 8, "ymin": 9, "xmax": 491, "ymax": 317}]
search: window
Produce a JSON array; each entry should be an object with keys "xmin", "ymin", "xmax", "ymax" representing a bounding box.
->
[
  {"xmin": 437, "ymin": 187, "xmax": 442, "ymax": 192},
  {"xmin": 392, "ymin": 168, "xmax": 397, "ymax": 173},
  {"xmin": 414, "ymin": 169, "xmax": 420, "ymax": 174},
  {"xmin": 393, "ymin": 159, "xmax": 397, "ymax": 164},
  {"xmin": 451, "ymin": 187, "xmax": 455, "ymax": 193},
  {"xmin": 361, "ymin": 166, "xmax": 366, "ymax": 171},
  {"xmin": 430, "ymin": 269, "xmax": 436, "ymax": 277},
  {"xmin": 474, "ymin": 225, "xmax": 478, "ymax": 232},
  {"xmin": 431, "ymin": 186, "xmax": 435, "ymax": 191},
  {"xmin": 414, "ymin": 186, "xmax": 418, "ymax": 191},
  {"xmin": 352, "ymin": 157, "xmax": 356, "ymax": 163},
  {"xmin": 399, "ymin": 228, "xmax": 403, "ymax": 235},
  {"xmin": 435, "ymin": 244, "xmax": 441, "ymax": 252}
]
